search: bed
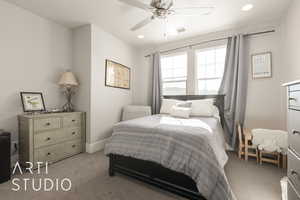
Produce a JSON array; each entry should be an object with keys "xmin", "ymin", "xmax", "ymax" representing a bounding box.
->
[{"xmin": 105, "ymin": 95, "xmax": 235, "ymax": 200}]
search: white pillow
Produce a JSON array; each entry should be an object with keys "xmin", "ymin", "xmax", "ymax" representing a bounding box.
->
[
  {"xmin": 190, "ymin": 99, "xmax": 215, "ymax": 117},
  {"xmin": 176, "ymin": 101, "xmax": 192, "ymax": 108},
  {"xmin": 160, "ymin": 99, "xmax": 182, "ymax": 114},
  {"xmin": 170, "ymin": 106, "xmax": 191, "ymax": 119}
]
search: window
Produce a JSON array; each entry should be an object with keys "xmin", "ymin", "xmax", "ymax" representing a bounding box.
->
[
  {"xmin": 159, "ymin": 43, "xmax": 227, "ymax": 96},
  {"xmin": 161, "ymin": 52, "xmax": 188, "ymax": 95},
  {"xmin": 196, "ymin": 45, "xmax": 226, "ymax": 94}
]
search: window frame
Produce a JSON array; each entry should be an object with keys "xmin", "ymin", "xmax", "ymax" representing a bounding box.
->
[
  {"xmin": 160, "ymin": 51, "xmax": 188, "ymax": 96},
  {"xmin": 194, "ymin": 43, "xmax": 227, "ymax": 95},
  {"xmin": 159, "ymin": 40, "xmax": 227, "ymax": 96}
]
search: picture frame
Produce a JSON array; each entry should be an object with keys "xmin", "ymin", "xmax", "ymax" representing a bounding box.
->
[
  {"xmin": 251, "ymin": 52, "xmax": 272, "ymax": 79},
  {"xmin": 20, "ymin": 92, "xmax": 46, "ymax": 112},
  {"xmin": 105, "ymin": 59, "xmax": 130, "ymax": 90}
]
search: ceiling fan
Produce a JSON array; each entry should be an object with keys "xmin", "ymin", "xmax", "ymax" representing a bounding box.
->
[{"xmin": 119, "ymin": 0, "xmax": 215, "ymax": 31}]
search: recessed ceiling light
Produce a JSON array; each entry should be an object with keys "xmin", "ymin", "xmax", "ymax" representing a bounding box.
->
[
  {"xmin": 137, "ymin": 35, "xmax": 144, "ymax": 39},
  {"xmin": 242, "ymin": 4, "xmax": 253, "ymax": 11}
]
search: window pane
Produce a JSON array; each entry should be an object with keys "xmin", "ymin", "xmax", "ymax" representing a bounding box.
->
[
  {"xmin": 161, "ymin": 52, "xmax": 187, "ymax": 95},
  {"xmin": 163, "ymin": 81, "xmax": 186, "ymax": 96},
  {"xmin": 198, "ymin": 79, "xmax": 222, "ymax": 95},
  {"xmin": 196, "ymin": 46, "xmax": 226, "ymax": 94}
]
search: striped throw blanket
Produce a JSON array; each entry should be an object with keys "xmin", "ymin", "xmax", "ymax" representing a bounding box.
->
[{"xmin": 105, "ymin": 115, "xmax": 235, "ymax": 200}]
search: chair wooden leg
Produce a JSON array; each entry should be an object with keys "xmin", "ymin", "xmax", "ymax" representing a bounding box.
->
[
  {"xmin": 256, "ymin": 149, "xmax": 259, "ymax": 164},
  {"xmin": 259, "ymin": 151, "xmax": 262, "ymax": 165},
  {"xmin": 245, "ymin": 142, "xmax": 249, "ymax": 161},
  {"xmin": 282, "ymin": 154, "xmax": 287, "ymax": 169}
]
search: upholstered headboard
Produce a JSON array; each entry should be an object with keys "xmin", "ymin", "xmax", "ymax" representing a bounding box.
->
[{"xmin": 163, "ymin": 95, "xmax": 225, "ymax": 128}]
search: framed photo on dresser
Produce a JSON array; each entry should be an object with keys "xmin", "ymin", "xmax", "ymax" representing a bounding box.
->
[{"xmin": 20, "ymin": 92, "xmax": 46, "ymax": 112}]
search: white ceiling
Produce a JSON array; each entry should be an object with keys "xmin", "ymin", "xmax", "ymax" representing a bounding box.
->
[{"xmin": 4, "ymin": 0, "xmax": 291, "ymax": 48}]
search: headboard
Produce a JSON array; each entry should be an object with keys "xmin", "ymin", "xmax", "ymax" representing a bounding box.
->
[{"xmin": 163, "ymin": 95, "xmax": 225, "ymax": 128}]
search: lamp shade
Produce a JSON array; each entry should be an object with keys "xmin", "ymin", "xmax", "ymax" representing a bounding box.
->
[{"xmin": 58, "ymin": 71, "xmax": 79, "ymax": 87}]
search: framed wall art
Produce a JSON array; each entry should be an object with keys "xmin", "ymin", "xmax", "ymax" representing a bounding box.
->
[
  {"xmin": 20, "ymin": 92, "xmax": 46, "ymax": 112},
  {"xmin": 251, "ymin": 52, "xmax": 272, "ymax": 79},
  {"xmin": 105, "ymin": 59, "xmax": 130, "ymax": 89}
]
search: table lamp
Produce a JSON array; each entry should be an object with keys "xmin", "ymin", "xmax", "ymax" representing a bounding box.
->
[{"xmin": 58, "ymin": 71, "xmax": 79, "ymax": 112}]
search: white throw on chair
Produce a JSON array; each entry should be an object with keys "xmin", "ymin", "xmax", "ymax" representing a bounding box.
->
[
  {"xmin": 122, "ymin": 105, "xmax": 152, "ymax": 121},
  {"xmin": 252, "ymin": 129, "xmax": 288, "ymax": 167}
]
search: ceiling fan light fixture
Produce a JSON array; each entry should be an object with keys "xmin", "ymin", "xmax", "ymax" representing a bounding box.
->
[{"xmin": 242, "ymin": 4, "xmax": 253, "ymax": 11}]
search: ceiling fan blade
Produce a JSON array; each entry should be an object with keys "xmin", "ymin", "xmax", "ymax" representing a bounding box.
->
[
  {"xmin": 173, "ymin": 7, "xmax": 215, "ymax": 16},
  {"xmin": 118, "ymin": 0, "xmax": 150, "ymax": 11},
  {"xmin": 131, "ymin": 16, "xmax": 155, "ymax": 31}
]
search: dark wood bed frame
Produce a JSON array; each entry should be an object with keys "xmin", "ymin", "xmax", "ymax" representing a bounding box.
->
[{"xmin": 108, "ymin": 95, "xmax": 225, "ymax": 200}]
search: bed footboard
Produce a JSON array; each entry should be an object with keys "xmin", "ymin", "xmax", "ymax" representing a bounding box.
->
[{"xmin": 108, "ymin": 154, "xmax": 206, "ymax": 200}]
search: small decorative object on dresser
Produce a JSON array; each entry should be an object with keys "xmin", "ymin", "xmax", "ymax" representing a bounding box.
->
[
  {"xmin": 20, "ymin": 92, "xmax": 46, "ymax": 112},
  {"xmin": 282, "ymin": 80, "xmax": 300, "ymax": 200},
  {"xmin": 58, "ymin": 71, "xmax": 79, "ymax": 112},
  {"xmin": 18, "ymin": 112, "xmax": 86, "ymax": 168}
]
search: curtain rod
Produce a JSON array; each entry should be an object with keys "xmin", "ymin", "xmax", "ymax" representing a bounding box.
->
[{"xmin": 145, "ymin": 29, "xmax": 275, "ymax": 58}]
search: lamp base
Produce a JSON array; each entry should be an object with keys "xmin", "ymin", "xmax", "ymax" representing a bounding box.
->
[
  {"xmin": 62, "ymin": 102, "xmax": 74, "ymax": 112},
  {"xmin": 62, "ymin": 87, "xmax": 75, "ymax": 112}
]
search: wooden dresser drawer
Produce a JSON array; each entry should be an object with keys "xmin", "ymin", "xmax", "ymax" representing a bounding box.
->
[
  {"xmin": 63, "ymin": 114, "xmax": 81, "ymax": 127},
  {"xmin": 34, "ymin": 143, "xmax": 64, "ymax": 163},
  {"xmin": 288, "ymin": 149, "xmax": 300, "ymax": 192},
  {"xmin": 64, "ymin": 127, "xmax": 81, "ymax": 140},
  {"xmin": 34, "ymin": 117, "xmax": 61, "ymax": 132},
  {"xmin": 34, "ymin": 128, "xmax": 81, "ymax": 148},
  {"xmin": 289, "ymin": 90, "xmax": 300, "ymax": 110},
  {"xmin": 64, "ymin": 140, "xmax": 82, "ymax": 156},
  {"xmin": 34, "ymin": 130, "xmax": 61, "ymax": 148},
  {"xmin": 288, "ymin": 110, "xmax": 300, "ymax": 154},
  {"xmin": 288, "ymin": 179, "xmax": 300, "ymax": 200}
]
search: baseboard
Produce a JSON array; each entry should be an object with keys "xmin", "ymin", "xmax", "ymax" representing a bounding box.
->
[{"xmin": 86, "ymin": 138, "xmax": 109, "ymax": 153}]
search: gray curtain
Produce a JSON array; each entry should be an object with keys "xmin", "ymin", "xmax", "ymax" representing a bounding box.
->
[
  {"xmin": 151, "ymin": 52, "xmax": 162, "ymax": 114},
  {"xmin": 219, "ymin": 35, "xmax": 248, "ymax": 148}
]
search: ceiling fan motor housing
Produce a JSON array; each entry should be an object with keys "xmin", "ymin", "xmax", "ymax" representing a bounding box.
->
[{"xmin": 150, "ymin": 0, "xmax": 173, "ymax": 10}]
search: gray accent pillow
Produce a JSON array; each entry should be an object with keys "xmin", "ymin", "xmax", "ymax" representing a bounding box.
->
[{"xmin": 176, "ymin": 102, "xmax": 192, "ymax": 108}]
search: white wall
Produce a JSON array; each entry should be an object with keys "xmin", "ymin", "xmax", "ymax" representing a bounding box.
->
[
  {"xmin": 133, "ymin": 50, "xmax": 152, "ymax": 106},
  {"xmin": 0, "ymin": 0, "xmax": 72, "ymax": 141},
  {"xmin": 72, "ymin": 24, "xmax": 138, "ymax": 152},
  {"xmin": 282, "ymin": 0, "xmax": 300, "ymax": 82},
  {"xmin": 133, "ymin": 25, "xmax": 286, "ymax": 130},
  {"xmin": 244, "ymin": 30, "xmax": 286, "ymax": 130},
  {"xmin": 72, "ymin": 25, "xmax": 92, "ymax": 143},
  {"xmin": 90, "ymin": 24, "xmax": 137, "ymax": 143}
]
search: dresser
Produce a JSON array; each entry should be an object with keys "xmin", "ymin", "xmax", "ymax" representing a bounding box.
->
[
  {"xmin": 18, "ymin": 112, "xmax": 86, "ymax": 168},
  {"xmin": 283, "ymin": 80, "xmax": 300, "ymax": 200}
]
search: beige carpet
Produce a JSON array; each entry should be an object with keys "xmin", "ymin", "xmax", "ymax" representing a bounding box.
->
[{"xmin": 0, "ymin": 151, "xmax": 286, "ymax": 200}]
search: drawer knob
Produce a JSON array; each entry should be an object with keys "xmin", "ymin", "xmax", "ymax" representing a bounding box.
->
[
  {"xmin": 72, "ymin": 144, "xmax": 76, "ymax": 148},
  {"xmin": 72, "ymin": 119, "xmax": 76, "ymax": 122},
  {"xmin": 292, "ymin": 130, "xmax": 300, "ymax": 135},
  {"xmin": 46, "ymin": 137, "xmax": 51, "ymax": 141},
  {"xmin": 72, "ymin": 132, "xmax": 76, "ymax": 135},
  {"xmin": 45, "ymin": 122, "xmax": 51, "ymax": 126},
  {"xmin": 47, "ymin": 152, "xmax": 51, "ymax": 156}
]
